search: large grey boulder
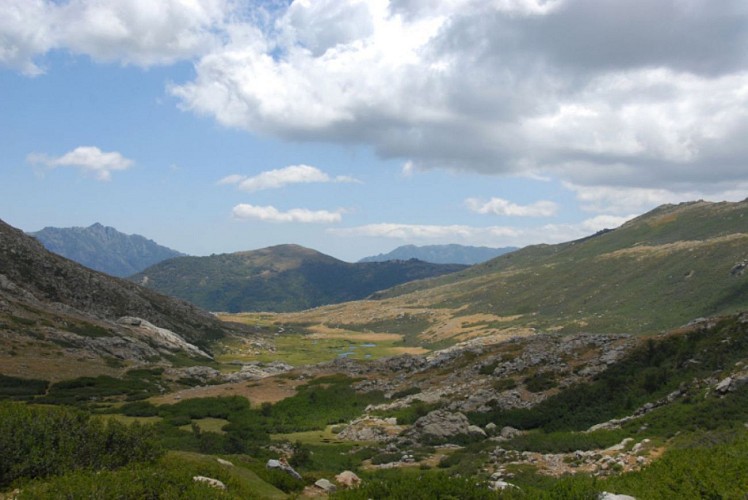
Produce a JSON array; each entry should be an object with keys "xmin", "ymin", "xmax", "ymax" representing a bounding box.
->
[
  {"xmin": 407, "ymin": 410, "xmax": 474, "ymax": 442},
  {"xmin": 599, "ymin": 493, "xmax": 636, "ymax": 500},
  {"xmin": 315, "ymin": 478, "xmax": 337, "ymax": 493},
  {"xmin": 266, "ymin": 459, "xmax": 302, "ymax": 480}
]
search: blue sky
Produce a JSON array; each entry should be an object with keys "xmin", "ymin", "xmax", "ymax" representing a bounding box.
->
[{"xmin": 2, "ymin": 1, "xmax": 747, "ymax": 262}]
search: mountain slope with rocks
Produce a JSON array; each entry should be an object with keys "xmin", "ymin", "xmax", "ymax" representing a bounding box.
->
[
  {"xmin": 30, "ymin": 223, "xmax": 184, "ymax": 277},
  {"xmin": 0, "ymin": 218, "xmax": 241, "ymax": 378}
]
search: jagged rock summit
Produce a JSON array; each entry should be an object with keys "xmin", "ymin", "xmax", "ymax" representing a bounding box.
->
[{"xmin": 30, "ymin": 222, "xmax": 184, "ymax": 277}]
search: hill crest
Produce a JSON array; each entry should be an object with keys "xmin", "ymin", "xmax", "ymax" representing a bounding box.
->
[
  {"xmin": 359, "ymin": 243, "xmax": 517, "ymax": 265},
  {"xmin": 132, "ymin": 244, "xmax": 467, "ymax": 313}
]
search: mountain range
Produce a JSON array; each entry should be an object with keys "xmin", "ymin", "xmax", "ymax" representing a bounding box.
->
[
  {"xmin": 2, "ymin": 203, "xmax": 748, "ymax": 497},
  {"xmin": 358, "ymin": 244, "xmax": 518, "ymax": 265},
  {"xmin": 131, "ymin": 245, "xmax": 467, "ymax": 312},
  {"xmin": 30, "ymin": 223, "xmax": 184, "ymax": 277}
]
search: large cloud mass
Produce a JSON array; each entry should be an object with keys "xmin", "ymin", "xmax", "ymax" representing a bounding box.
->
[
  {"xmin": 5, "ymin": 0, "xmax": 748, "ymax": 206},
  {"xmin": 171, "ymin": 0, "xmax": 748, "ymax": 199}
]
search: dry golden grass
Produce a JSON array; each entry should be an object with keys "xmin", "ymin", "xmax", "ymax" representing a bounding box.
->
[
  {"xmin": 599, "ymin": 233, "xmax": 748, "ymax": 260},
  {"xmin": 150, "ymin": 375, "xmax": 304, "ymax": 407},
  {"xmin": 0, "ymin": 336, "xmax": 126, "ymax": 382}
]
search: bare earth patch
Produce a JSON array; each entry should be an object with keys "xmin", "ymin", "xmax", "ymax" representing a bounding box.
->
[{"xmin": 151, "ymin": 375, "xmax": 304, "ymax": 407}]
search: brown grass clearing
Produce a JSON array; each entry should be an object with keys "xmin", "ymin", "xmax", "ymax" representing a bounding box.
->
[{"xmin": 150, "ymin": 375, "xmax": 304, "ymax": 407}]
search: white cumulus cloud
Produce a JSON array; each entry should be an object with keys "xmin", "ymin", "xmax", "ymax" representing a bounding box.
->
[
  {"xmin": 6, "ymin": 0, "xmax": 748, "ymax": 204},
  {"xmin": 328, "ymin": 223, "xmax": 520, "ymax": 241},
  {"xmin": 465, "ymin": 197, "xmax": 558, "ymax": 216},
  {"xmin": 563, "ymin": 182, "xmax": 748, "ymax": 214},
  {"xmin": 232, "ymin": 204, "xmax": 344, "ymax": 223},
  {"xmin": 27, "ymin": 146, "xmax": 133, "ymax": 181},
  {"xmin": 0, "ymin": 0, "xmax": 229, "ymax": 74},
  {"xmin": 218, "ymin": 164, "xmax": 358, "ymax": 191},
  {"xmin": 167, "ymin": 0, "xmax": 748, "ymax": 198},
  {"xmin": 329, "ymin": 214, "xmax": 635, "ymax": 247}
]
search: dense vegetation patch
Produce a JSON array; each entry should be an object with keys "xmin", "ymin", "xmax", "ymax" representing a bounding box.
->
[
  {"xmin": 0, "ymin": 374, "xmax": 49, "ymax": 400},
  {"xmin": 0, "ymin": 402, "xmax": 160, "ymax": 488}
]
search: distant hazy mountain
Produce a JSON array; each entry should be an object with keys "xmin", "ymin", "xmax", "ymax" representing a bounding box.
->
[
  {"xmin": 30, "ymin": 223, "xmax": 184, "ymax": 278},
  {"xmin": 359, "ymin": 244, "xmax": 518, "ymax": 265},
  {"xmin": 132, "ymin": 244, "xmax": 467, "ymax": 312}
]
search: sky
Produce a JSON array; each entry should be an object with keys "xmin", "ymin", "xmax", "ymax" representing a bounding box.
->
[{"xmin": 1, "ymin": 0, "xmax": 747, "ymax": 262}]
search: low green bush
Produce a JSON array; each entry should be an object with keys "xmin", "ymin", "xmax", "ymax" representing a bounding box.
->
[
  {"xmin": 0, "ymin": 374, "xmax": 49, "ymax": 400},
  {"xmin": 0, "ymin": 402, "xmax": 161, "ymax": 488},
  {"xmin": 523, "ymin": 371, "xmax": 557, "ymax": 393},
  {"xmin": 370, "ymin": 452, "xmax": 402, "ymax": 465}
]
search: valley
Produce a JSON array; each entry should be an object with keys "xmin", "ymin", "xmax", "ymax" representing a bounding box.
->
[{"xmin": 1, "ymin": 200, "xmax": 748, "ymax": 498}]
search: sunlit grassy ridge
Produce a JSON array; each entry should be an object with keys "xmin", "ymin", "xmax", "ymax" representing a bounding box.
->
[{"xmin": 281, "ymin": 200, "xmax": 748, "ymax": 343}]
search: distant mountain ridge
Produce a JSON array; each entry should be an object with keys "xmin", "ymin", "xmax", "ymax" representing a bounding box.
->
[
  {"xmin": 359, "ymin": 244, "xmax": 518, "ymax": 265},
  {"xmin": 30, "ymin": 223, "xmax": 184, "ymax": 277},
  {"xmin": 131, "ymin": 244, "xmax": 467, "ymax": 313}
]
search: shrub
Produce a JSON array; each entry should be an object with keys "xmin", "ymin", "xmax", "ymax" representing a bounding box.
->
[
  {"xmin": 523, "ymin": 371, "xmax": 558, "ymax": 393},
  {"xmin": 0, "ymin": 402, "xmax": 161, "ymax": 488},
  {"xmin": 371, "ymin": 452, "xmax": 402, "ymax": 465},
  {"xmin": 493, "ymin": 378, "xmax": 518, "ymax": 392},
  {"xmin": 479, "ymin": 361, "xmax": 499, "ymax": 375},
  {"xmin": 0, "ymin": 374, "xmax": 49, "ymax": 400}
]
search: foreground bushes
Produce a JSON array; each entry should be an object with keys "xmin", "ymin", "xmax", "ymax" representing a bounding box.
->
[{"xmin": 0, "ymin": 402, "xmax": 161, "ymax": 488}]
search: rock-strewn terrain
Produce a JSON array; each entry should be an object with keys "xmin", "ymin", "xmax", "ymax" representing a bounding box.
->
[{"xmin": 0, "ymin": 218, "xmax": 244, "ymax": 374}]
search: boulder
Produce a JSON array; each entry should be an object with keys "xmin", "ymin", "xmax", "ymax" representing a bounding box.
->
[
  {"xmin": 193, "ymin": 476, "xmax": 226, "ymax": 490},
  {"xmin": 500, "ymin": 426, "xmax": 522, "ymax": 439},
  {"xmin": 335, "ymin": 470, "xmax": 361, "ymax": 488},
  {"xmin": 222, "ymin": 361, "xmax": 294, "ymax": 382},
  {"xmin": 489, "ymin": 480, "xmax": 519, "ymax": 491},
  {"xmin": 468, "ymin": 425, "xmax": 487, "ymax": 437},
  {"xmin": 337, "ymin": 416, "xmax": 403, "ymax": 442},
  {"xmin": 314, "ymin": 478, "xmax": 337, "ymax": 493},
  {"xmin": 216, "ymin": 458, "xmax": 234, "ymax": 467},
  {"xmin": 715, "ymin": 372, "xmax": 748, "ymax": 394},
  {"xmin": 599, "ymin": 493, "xmax": 636, "ymax": 500},
  {"xmin": 407, "ymin": 410, "xmax": 473, "ymax": 442},
  {"xmin": 266, "ymin": 458, "xmax": 302, "ymax": 480}
]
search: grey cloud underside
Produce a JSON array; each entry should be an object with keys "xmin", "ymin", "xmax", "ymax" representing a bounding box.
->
[
  {"xmin": 523, "ymin": 0, "xmax": 748, "ymax": 76},
  {"xmin": 171, "ymin": 0, "xmax": 748, "ymax": 191},
  {"xmin": 4, "ymin": 0, "xmax": 747, "ymax": 194}
]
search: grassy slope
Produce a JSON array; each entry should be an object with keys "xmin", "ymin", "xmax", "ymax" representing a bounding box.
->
[{"xmin": 370, "ymin": 200, "xmax": 748, "ymax": 335}]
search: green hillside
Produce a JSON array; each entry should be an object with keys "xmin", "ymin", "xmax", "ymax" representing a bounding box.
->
[
  {"xmin": 317, "ymin": 200, "xmax": 748, "ymax": 337},
  {"xmin": 131, "ymin": 244, "xmax": 467, "ymax": 312}
]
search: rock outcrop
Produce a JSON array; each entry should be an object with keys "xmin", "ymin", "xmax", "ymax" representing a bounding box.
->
[{"xmin": 405, "ymin": 410, "xmax": 483, "ymax": 443}]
